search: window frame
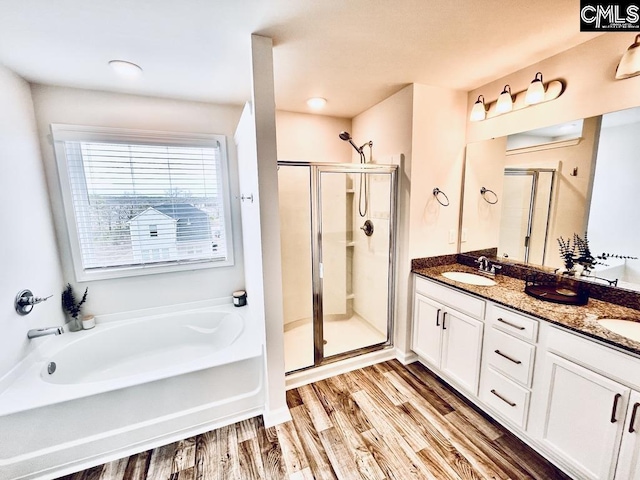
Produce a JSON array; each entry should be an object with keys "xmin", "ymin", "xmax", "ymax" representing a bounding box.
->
[{"xmin": 51, "ymin": 124, "xmax": 235, "ymax": 281}]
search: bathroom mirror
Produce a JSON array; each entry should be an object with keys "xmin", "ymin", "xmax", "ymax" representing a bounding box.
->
[{"xmin": 460, "ymin": 105, "xmax": 640, "ymax": 292}]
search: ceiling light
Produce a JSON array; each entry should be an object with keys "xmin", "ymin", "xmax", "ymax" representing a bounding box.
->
[
  {"xmin": 108, "ymin": 60, "xmax": 143, "ymax": 79},
  {"xmin": 306, "ymin": 97, "xmax": 327, "ymax": 109},
  {"xmin": 615, "ymin": 34, "xmax": 640, "ymax": 79},
  {"xmin": 470, "ymin": 95, "xmax": 487, "ymax": 122},
  {"xmin": 495, "ymin": 85, "xmax": 513, "ymax": 114},
  {"xmin": 525, "ymin": 72, "xmax": 546, "ymax": 105}
]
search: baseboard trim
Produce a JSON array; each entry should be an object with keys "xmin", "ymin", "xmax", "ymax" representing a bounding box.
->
[
  {"xmin": 395, "ymin": 349, "xmax": 418, "ymax": 365},
  {"xmin": 262, "ymin": 406, "xmax": 292, "ymax": 427}
]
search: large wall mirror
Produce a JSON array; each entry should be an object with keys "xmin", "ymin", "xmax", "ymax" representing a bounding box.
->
[{"xmin": 461, "ymin": 105, "xmax": 640, "ymax": 292}]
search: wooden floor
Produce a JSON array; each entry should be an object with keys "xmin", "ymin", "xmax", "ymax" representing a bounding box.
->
[{"xmin": 57, "ymin": 360, "xmax": 570, "ymax": 480}]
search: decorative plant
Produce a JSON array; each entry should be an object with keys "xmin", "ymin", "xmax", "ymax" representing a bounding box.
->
[
  {"xmin": 61, "ymin": 283, "xmax": 88, "ymax": 319},
  {"xmin": 557, "ymin": 233, "xmax": 637, "ymax": 274}
]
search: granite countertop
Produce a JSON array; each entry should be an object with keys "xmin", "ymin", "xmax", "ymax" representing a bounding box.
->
[{"xmin": 413, "ymin": 263, "xmax": 640, "ymax": 357}]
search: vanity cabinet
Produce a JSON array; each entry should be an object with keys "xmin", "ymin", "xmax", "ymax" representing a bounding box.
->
[
  {"xmin": 412, "ymin": 272, "xmax": 640, "ymax": 480},
  {"xmin": 615, "ymin": 390, "xmax": 640, "ymax": 480},
  {"xmin": 412, "ymin": 277, "xmax": 484, "ymax": 395},
  {"xmin": 538, "ymin": 352, "xmax": 629, "ymax": 480},
  {"xmin": 529, "ymin": 325, "xmax": 640, "ymax": 480}
]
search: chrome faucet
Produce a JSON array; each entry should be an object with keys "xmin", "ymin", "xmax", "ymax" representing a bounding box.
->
[
  {"xmin": 476, "ymin": 256, "xmax": 490, "ymax": 272},
  {"xmin": 27, "ymin": 326, "xmax": 64, "ymax": 339},
  {"xmin": 476, "ymin": 256, "xmax": 502, "ymax": 276}
]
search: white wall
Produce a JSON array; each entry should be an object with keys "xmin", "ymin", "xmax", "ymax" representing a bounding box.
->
[
  {"xmin": 0, "ymin": 65, "xmax": 65, "ymax": 378},
  {"xmin": 30, "ymin": 85, "xmax": 245, "ymax": 315},
  {"xmin": 276, "ymin": 111, "xmax": 351, "ymax": 163}
]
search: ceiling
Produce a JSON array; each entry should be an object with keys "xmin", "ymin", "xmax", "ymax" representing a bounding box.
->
[{"xmin": 0, "ymin": 0, "xmax": 600, "ymax": 118}]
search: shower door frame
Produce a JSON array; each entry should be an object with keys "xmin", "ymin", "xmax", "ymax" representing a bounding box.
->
[
  {"xmin": 280, "ymin": 161, "xmax": 398, "ymax": 373},
  {"xmin": 503, "ymin": 167, "xmax": 556, "ymax": 264}
]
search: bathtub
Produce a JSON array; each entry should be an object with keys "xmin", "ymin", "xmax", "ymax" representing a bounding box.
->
[{"xmin": 0, "ymin": 300, "xmax": 264, "ymax": 480}]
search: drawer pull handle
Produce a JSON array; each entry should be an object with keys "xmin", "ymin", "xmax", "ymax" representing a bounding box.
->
[
  {"xmin": 611, "ymin": 393, "xmax": 622, "ymax": 423},
  {"xmin": 436, "ymin": 308, "xmax": 441, "ymax": 327},
  {"xmin": 494, "ymin": 349, "xmax": 522, "ymax": 365},
  {"xmin": 629, "ymin": 402, "xmax": 640, "ymax": 433},
  {"xmin": 491, "ymin": 389, "xmax": 516, "ymax": 407},
  {"xmin": 497, "ymin": 317, "xmax": 525, "ymax": 330},
  {"xmin": 442, "ymin": 312, "xmax": 447, "ymax": 330}
]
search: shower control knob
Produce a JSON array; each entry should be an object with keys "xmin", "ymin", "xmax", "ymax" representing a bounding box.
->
[{"xmin": 360, "ymin": 220, "xmax": 374, "ymax": 236}]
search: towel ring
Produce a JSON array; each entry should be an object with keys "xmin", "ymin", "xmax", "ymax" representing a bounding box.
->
[
  {"xmin": 433, "ymin": 188, "xmax": 450, "ymax": 207},
  {"xmin": 480, "ymin": 187, "xmax": 498, "ymax": 205}
]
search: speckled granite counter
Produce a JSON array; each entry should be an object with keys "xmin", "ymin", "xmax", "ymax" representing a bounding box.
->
[{"xmin": 413, "ymin": 262, "xmax": 640, "ymax": 357}]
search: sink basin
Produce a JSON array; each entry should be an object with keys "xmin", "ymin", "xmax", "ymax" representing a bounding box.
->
[
  {"xmin": 441, "ymin": 271, "xmax": 496, "ymax": 286},
  {"xmin": 598, "ymin": 318, "xmax": 640, "ymax": 342}
]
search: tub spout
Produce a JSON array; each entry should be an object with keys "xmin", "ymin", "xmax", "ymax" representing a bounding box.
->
[{"xmin": 27, "ymin": 326, "xmax": 64, "ymax": 339}]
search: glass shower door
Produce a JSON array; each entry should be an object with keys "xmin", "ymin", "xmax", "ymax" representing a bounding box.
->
[
  {"xmin": 317, "ymin": 167, "xmax": 394, "ymax": 361},
  {"xmin": 278, "ymin": 165, "xmax": 314, "ymax": 372}
]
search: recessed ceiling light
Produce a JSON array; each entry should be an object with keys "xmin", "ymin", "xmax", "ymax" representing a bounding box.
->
[
  {"xmin": 307, "ymin": 97, "xmax": 327, "ymax": 109},
  {"xmin": 108, "ymin": 60, "xmax": 143, "ymax": 79}
]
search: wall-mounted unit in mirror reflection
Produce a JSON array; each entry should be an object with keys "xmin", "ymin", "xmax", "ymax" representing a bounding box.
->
[{"xmin": 460, "ymin": 106, "xmax": 640, "ymax": 292}]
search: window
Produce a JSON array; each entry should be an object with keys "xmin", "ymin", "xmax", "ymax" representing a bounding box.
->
[{"xmin": 52, "ymin": 125, "xmax": 234, "ymax": 281}]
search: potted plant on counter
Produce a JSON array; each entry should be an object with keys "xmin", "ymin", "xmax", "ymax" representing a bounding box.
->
[{"xmin": 61, "ymin": 283, "xmax": 88, "ymax": 331}]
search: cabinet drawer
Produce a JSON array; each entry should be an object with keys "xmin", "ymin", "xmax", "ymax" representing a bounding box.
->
[
  {"xmin": 415, "ymin": 275, "xmax": 485, "ymax": 320},
  {"xmin": 490, "ymin": 305, "xmax": 538, "ymax": 342},
  {"xmin": 485, "ymin": 328, "xmax": 536, "ymax": 387},
  {"xmin": 480, "ymin": 367, "xmax": 530, "ymax": 429}
]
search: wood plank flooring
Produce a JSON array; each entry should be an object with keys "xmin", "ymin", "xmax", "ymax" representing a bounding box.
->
[{"xmin": 56, "ymin": 360, "xmax": 570, "ymax": 480}]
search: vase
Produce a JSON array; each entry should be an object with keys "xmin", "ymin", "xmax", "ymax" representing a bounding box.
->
[{"xmin": 67, "ymin": 315, "xmax": 83, "ymax": 332}]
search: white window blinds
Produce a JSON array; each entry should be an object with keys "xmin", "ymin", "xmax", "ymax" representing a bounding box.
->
[{"xmin": 52, "ymin": 126, "xmax": 233, "ymax": 280}]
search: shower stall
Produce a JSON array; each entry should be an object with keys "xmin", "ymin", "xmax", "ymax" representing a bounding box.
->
[
  {"xmin": 278, "ymin": 162, "xmax": 398, "ymax": 374},
  {"xmin": 498, "ymin": 167, "xmax": 555, "ymax": 265}
]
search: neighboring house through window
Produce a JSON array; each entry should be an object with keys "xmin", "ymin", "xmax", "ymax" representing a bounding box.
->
[{"xmin": 51, "ymin": 125, "xmax": 234, "ymax": 281}]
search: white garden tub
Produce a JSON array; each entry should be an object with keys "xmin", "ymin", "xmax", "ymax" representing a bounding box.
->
[{"xmin": 0, "ymin": 301, "xmax": 264, "ymax": 480}]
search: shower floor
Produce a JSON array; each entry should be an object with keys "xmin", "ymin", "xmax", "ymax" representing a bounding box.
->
[{"xmin": 284, "ymin": 314, "xmax": 387, "ymax": 373}]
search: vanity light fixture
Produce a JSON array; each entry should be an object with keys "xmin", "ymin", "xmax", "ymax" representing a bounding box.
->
[
  {"xmin": 495, "ymin": 85, "xmax": 513, "ymax": 114},
  {"xmin": 306, "ymin": 97, "xmax": 327, "ymax": 110},
  {"xmin": 615, "ymin": 34, "xmax": 640, "ymax": 79},
  {"xmin": 469, "ymin": 95, "xmax": 487, "ymax": 122},
  {"xmin": 108, "ymin": 60, "xmax": 143, "ymax": 79},
  {"xmin": 525, "ymin": 72, "xmax": 546, "ymax": 105},
  {"xmin": 470, "ymin": 74, "xmax": 565, "ymax": 122}
]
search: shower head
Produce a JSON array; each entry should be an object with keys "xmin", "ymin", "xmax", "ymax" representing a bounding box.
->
[{"xmin": 339, "ymin": 131, "xmax": 371, "ymax": 155}]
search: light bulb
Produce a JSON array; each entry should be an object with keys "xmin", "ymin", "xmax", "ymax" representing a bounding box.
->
[
  {"xmin": 525, "ymin": 72, "xmax": 546, "ymax": 105},
  {"xmin": 496, "ymin": 85, "xmax": 513, "ymax": 114},
  {"xmin": 470, "ymin": 95, "xmax": 486, "ymax": 122}
]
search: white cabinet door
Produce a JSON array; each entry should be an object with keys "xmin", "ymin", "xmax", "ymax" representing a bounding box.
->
[
  {"xmin": 616, "ymin": 390, "xmax": 640, "ymax": 480},
  {"xmin": 541, "ymin": 352, "xmax": 629, "ymax": 480},
  {"xmin": 411, "ymin": 293, "xmax": 443, "ymax": 368},
  {"xmin": 440, "ymin": 310, "xmax": 484, "ymax": 395}
]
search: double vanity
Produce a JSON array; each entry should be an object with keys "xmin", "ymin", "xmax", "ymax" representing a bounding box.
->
[{"xmin": 411, "ymin": 259, "xmax": 640, "ymax": 480}]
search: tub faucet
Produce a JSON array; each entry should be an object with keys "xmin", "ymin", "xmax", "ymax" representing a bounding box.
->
[{"xmin": 27, "ymin": 326, "xmax": 64, "ymax": 339}]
